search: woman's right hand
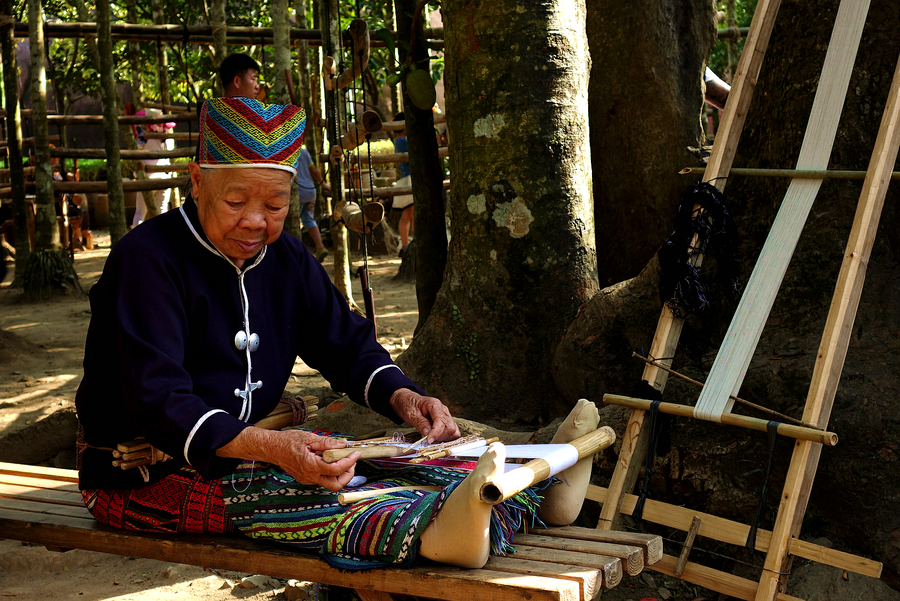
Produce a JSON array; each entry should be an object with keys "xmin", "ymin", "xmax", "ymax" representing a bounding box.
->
[{"xmin": 217, "ymin": 427, "xmax": 360, "ymax": 492}]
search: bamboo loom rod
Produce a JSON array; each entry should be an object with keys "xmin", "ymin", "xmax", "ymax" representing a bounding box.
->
[
  {"xmin": 321, "ymin": 146, "xmax": 448, "ymax": 166},
  {"xmin": 479, "ymin": 427, "xmax": 617, "ymax": 505},
  {"xmin": 602, "ymin": 394, "xmax": 838, "ymax": 446},
  {"xmin": 11, "ymin": 22, "xmax": 444, "ymax": 45},
  {"xmin": 630, "ymin": 353, "xmax": 821, "ymax": 430},
  {"xmin": 50, "ymin": 147, "xmax": 196, "ymax": 160},
  {"xmin": 338, "ymin": 486, "xmax": 444, "ymax": 505},
  {"xmin": 680, "ymin": 166, "xmax": 900, "ymax": 179},
  {"xmin": 341, "ymin": 179, "xmax": 450, "ymax": 200}
]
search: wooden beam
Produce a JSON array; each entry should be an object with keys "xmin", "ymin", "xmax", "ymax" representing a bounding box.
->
[
  {"xmin": 50, "ymin": 147, "xmax": 196, "ymax": 160},
  {"xmin": 585, "ymin": 484, "xmax": 882, "ymax": 579}
]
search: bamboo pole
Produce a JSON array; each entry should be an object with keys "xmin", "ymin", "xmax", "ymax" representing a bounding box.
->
[
  {"xmin": 602, "ymin": 394, "xmax": 838, "ymax": 446},
  {"xmin": 50, "ymin": 147, "xmax": 195, "ymax": 160},
  {"xmin": 631, "ymin": 353, "xmax": 820, "ymax": 429},
  {"xmin": 319, "ymin": 146, "xmax": 448, "ymax": 166},
  {"xmin": 479, "ymin": 428, "xmax": 616, "ymax": 505},
  {"xmin": 40, "ymin": 113, "xmax": 196, "ymax": 125},
  {"xmin": 680, "ymin": 166, "xmax": 900, "ymax": 179},
  {"xmin": 342, "ymin": 179, "xmax": 449, "ymax": 200}
]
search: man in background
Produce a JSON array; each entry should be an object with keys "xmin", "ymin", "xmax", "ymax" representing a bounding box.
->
[{"xmin": 219, "ymin": 53, "xmax": 261, "ymax": 99}]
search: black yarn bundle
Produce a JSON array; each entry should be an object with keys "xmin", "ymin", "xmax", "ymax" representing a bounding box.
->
[{"xmin": 657, "ymin": 182, "xmax": 741, "ymax": 318}]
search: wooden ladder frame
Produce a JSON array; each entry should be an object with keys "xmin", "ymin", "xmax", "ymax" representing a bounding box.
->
[{"xmin": 593, "ymin": 1, "xmax": 897, "ymax": 599}]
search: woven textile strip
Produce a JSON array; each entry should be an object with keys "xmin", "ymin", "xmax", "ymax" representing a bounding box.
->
[
  {"xmin": 694, "ymin": 0, "xmax": 871, "ymax": 422},
  {"xmin": 223, "ymin": 458, "xmax": 546, "ymax": 571},
  {"xmin": 199, "ymin": 97, "xmax": 306, "ymax": 174},
  {"xmin": 82, "ymin": 465, "xmax": 232, "ymax": 534}
]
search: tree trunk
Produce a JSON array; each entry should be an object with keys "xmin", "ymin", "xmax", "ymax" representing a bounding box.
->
[
  {"xmin": 1, "ymin": 0, "xmax": 29, "ymax": 285},
  {"xmin": 397, "ymin": 0, "xmax": 598, "ymax": 426},
  {"xmin": 271, "ymin": 0, "xmax": 302, "ymax": 239},
  {"xmin": 394, "ymin": 0, "xmax": 447, "ymax": 333},
  {"xmin": 555, "ymin": 0, "xmax": 900, "ymax": 580},
  {"xmin": 210, "ymin": 0, "xmax": 226, "ymax": 98},
  {"xmin": 151, "ymin": 0, "xmax": 171, "ymax": 107},
  {"xmin": 28, "ymin": 0, "xmax": 58, "ymax": 252},
  {"xmin": 319, "ymin": 0, "xmax": 354, "ymax": 305},
  {"xmin": 97, "ymin": 0, "xmax": 128, "ymax": 244},
  {"xmin": 588, "ymin": 0, "xmax": 717, "ymax": 286},
  {"xmin": 125, "ymin": 0, "xmax": 143, "ymax": 111}
]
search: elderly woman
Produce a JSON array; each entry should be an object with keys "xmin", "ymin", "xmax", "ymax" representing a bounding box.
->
[{"xmin": 75, "ymin": 97, "xmax": 598, "ymax": 570}]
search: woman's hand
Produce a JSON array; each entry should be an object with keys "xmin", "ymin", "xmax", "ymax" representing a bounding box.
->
[
  {"xmin": 217, "ymin": 428, "xmax": 360, "ymax": 492},
  {"xmin": 390, "ymin": 389, "xmax": 460, "ymax": 443}
]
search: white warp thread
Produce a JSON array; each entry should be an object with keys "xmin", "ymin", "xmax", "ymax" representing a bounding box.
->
[
  {"xmin": 694, "ymin": 0, "xmax": 871, "ymax": 423},
  {"xmin": 453, "ymin": 443, "xmax": 581, "ymax": 477}
]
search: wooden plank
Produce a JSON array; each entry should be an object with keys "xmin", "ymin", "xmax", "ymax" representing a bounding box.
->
[
  {"xmin": 0, "ymin": 462, "xmax": 80, "ymax": 483},
  {"xmin": 515, "ymin": 533, "xmax": 643, "ymax": 576},
  {"xmin": 531, "ymin": 526, "xmax": 663, "ymax": 566},
  {"xmin": 0, "ymin": 473, "xmax": 81, "ymax": 493},
  {"xmin": 0, "ymin": 513, "xmax": 577, "ymax": 601},
  {"xmin": 596, "ymin": 0, "xmax": 786, "ymax": 531},
  {"xmin": 0, "ymin": 496, "xmax": 94, "ymax": 520},
  {"xmin": 487, "ymin": 556, "xmax": 602, "ymax": 601},
  {"xmin": 755, "ymin": 25, "xmax": 900, "ymax": 601},
  {"xmin": 510, "ymin": 545, "xmax": 621, "ymax": 590},
  {"xmin": 0, "ymin": 483, "xmax": 85, "ymax": 506},
  {"xmin": 586, "ymin": 484, "xmax": 882, "ymax": 578},
  {"xmin": 650, "ymin": 554, "xmax": 803, "ymax": 601}
]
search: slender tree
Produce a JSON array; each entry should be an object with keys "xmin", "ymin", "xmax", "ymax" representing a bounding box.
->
[
  {"xmin": 393, "ymin": 0, "xmax": 446, "ymax": 331},
  {"xmin": 210, "ymin": 0, "xmax": 226, "ymax": 98},
  {"xmin": 96, "ymin": 0, "xmax": 128, "ymax": 244},
  {"xmin": 1, "ymin": 0, "xmax": 29, "ymax": 285},
  {"xmin": 397, "ymin": 0, "xmax": 599, "ymax": 424},
  {"xmin": 151, "ymin": 0, "xmax": 172, "ymax": 107}
]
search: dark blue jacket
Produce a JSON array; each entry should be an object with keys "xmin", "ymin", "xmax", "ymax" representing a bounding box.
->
[{"xmin": 76, "ymin": 199, "xmax": 420, "ymax": 490}]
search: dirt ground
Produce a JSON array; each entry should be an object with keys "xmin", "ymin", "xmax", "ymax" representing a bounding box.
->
[{"xmin": 0, "ymin": 230, "xmax": 420, "ymax": 601}]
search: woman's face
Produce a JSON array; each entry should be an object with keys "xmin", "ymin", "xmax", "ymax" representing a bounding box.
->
[{"xmin": 189, "ymin": 163, "xmax": 291, "ymax": 268}]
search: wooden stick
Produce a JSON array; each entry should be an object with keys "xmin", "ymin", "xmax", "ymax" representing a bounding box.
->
[
  {"xmin": 631, "ymin": 353, "xmax": 821, "ymax": 429},
  {"xmin": 603, "ymin": 394, "xmax": 838, "ymax": 446},
  {"xmin": 323, "ymin": 445, "xmax": 414, "ymax": 463},
  {"xmin": 674, "ymin": 516, "xmax": 701, "ymax": 577},
  {"xmin": 680, "ymin": 166, "xmax": 900, "ymax": 180},
  {"xmin": 50, "ymin": 147, "xmax": 196, "ymax": 160},
  {"xmin": 338, "ymin": 485, "xmax": 443, "ymax": 505},
  {"xmin": 49, "ymin": 176, "xmax": 189, "ymax": 193},
  {"xmin": 479, "ymin": 428, "xmax": 616, "ymax": 505},
  {"xmin": 319, "ymin": 146, "xmax": 448, "ymax": 166}
]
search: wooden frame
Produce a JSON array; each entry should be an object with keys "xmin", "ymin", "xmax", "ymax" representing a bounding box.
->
[{"xmin": 595, "ymin": 1, "xmax": 894, "ymax": 599}]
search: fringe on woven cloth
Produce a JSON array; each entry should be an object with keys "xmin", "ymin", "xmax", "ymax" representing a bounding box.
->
[{"xmin": 223, "ymin": 455, "xmax": 550, "ymax": 571}]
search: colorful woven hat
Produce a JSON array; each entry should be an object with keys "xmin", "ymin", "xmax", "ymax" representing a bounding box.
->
[{"xmin": 198, "ymin": 97, "xmax": 306, "ymax": 175}]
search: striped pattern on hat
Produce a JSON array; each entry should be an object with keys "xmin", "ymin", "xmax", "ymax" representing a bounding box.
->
[{"xmin": 198, "ymin": 97, "xmax": 306, "ymax": 175}]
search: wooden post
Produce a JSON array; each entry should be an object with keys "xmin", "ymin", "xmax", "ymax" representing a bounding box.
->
[
  {"xmin": 319, "ymin": 0, "xmax": 354, "ymax": 305},
  {"xmin": 151, "ymin": 0, "xmax": 171, "ymax": 107}
]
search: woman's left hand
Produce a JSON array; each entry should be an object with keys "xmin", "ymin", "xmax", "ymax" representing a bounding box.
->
[{"xmin": 389, "ymin": 389, "xmax": 460, "ymax": 443}]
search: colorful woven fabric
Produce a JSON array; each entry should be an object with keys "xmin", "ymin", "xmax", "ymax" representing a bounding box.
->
[
  {"xmin": 198, "ymin": 97, "xmax": 306, "ymax": 175},
  {"xmin": 223, "ymin": 458, "xmax": 547, "ymax": 571},
  {"xmin": 82, "ymin": 465, "xmax": 232, "ymax": 534}
]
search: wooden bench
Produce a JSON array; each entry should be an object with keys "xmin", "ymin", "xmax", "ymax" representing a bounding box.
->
[{"xmin": 0, "ymin": 461, "xmax": 663, "ymax": 601}]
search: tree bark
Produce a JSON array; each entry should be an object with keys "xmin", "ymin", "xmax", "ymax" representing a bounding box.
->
[
  {"xmin": 151, "ymin": 0, "xmax": 171, "ymax": 107},
  {"xmin": 210, "ymin": 0, "xmax": 226, "ymax": 98},
  {"xmin": 588, "ymin": 0, "xmax": 717, "ymax": 286},
  {"xmin": 1, "ymin": 0, "xmax": 29, "ymax": 285},
  {"xmin": 394, "ymin": 0, "xmax": 447, "ymax": 333},
  {"xmin": 97, "ymin": 0, "xmax": 128, "ymax": 244},
  {"xmin": 125, "ymin": 0, "xmax": 143, "ymax": 111},
  {"xmin": 28, "ymin": 0, "xmax": 58, "ymax": 251},
  {"xmin": 398, "ymin": 0, "xmax": 598, "ymax": 426},
  {"xmin": 556, "ymin": 0, "xmax": 900, "ymax": 579}
]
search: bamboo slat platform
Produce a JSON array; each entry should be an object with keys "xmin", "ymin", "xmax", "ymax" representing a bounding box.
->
[{"xmin": 0, "ymin": 462, "xmax": 661, "ymax": 601}]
